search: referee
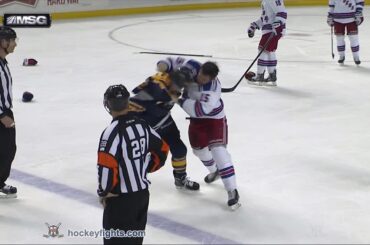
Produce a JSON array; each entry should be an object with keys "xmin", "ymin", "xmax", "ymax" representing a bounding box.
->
[
  {"xmin": 0, "ymin": 26, "xmax": 18, "ymax": 198},
  {"xmin": 97, "ymin": 84, "xmax": 169, "ymax": 244}
]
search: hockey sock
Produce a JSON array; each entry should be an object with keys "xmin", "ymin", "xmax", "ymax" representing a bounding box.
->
[
  {"xmin": 193, "ymin": 148, "xmax": 217, "ymax": 173},
  {"xmin": 210, "ymin": 146, "xmax": 237, "ymax": 191},
  {"xmin": 172, "ymin": 157, "xmax": 187, "ymax": 175},
  {"xmin": 267, "ymin": 52, "xmax": 277, "ymax": 74},
  {"xmin": 348, "ymin": 34, "xmax": 360, "ymax": 60},
  {"xmin": 336, "ymin": 35, "xmax": 345, "ymax": 58},
  {"xmin": 257, "ymin": 51, "xmax": 268, "ymax": 75}
]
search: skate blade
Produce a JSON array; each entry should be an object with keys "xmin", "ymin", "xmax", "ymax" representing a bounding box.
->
[
  {"xmin": 262, "ymin": 82, "xmax": 277, "ymax": 87},
  {"xmin": 205, "ymin": 175, "xmax": 220, "ymax": 184},
  {"xmin": 247, "ymin": 80, "xmax": 263, "ymax": 86},
  {"xmin": 0, "ymin": 193, "xmax": 17, "ymax": 199},
  {"xmin": 229, "ymin": 202, "xmax": 241, "ymax": 211},
  {"xmin": 175, "ymin": 186, "xmax": 200, "ymax": 191}
]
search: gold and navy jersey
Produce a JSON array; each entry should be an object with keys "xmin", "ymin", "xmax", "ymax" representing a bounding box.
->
[
  {"xmin": 97, "ymin": 114, "xmax": 169, "ymax": 196},
  {"xmin": 130, "ymin": 72, "xmax": 176, "ymax": 127}
]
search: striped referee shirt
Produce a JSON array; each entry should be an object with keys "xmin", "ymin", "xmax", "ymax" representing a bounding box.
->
[
  {"xmin": 0, "ymin": 58, "xmax": 13, "ymax": 118},
  {"xmin": 97, "ymin": 113, "xmax": 169, "ymax": 197}
]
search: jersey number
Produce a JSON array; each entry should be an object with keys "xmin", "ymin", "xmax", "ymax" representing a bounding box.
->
[
  {"xmin": 275, "ymin": 0, "xmax": 281, "ymax": 6},
  {"xmin": 132, "ymin": 138, "xmax": 146, "ymax": 159}
]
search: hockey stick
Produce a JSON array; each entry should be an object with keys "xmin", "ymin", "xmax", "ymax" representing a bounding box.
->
[
  {"xmin": 331, "ymin": 26, "xmax": 335, "ymax": 59},
  {"xmin": 137, "ymin": 51, "xmax": 213, "ymax": 58},
  {"xmin": 221, "ymin": 32, "xmax": 275, "ymax": 93}
]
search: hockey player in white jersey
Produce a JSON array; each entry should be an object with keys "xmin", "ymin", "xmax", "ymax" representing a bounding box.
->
[
  {"xmin": 158, "ymin": 57, "xmax": 241, "ymax": 210},
  {"xmin": 247, "ymin": 0, "xmax": 287, "ymax": 86},
  {"xmin": 327, "ymin": 0, "xmax": 364, "ymax": 65}
]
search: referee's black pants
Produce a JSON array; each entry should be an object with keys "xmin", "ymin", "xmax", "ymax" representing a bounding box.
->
[
  {"xmin": 103, "ymin": 189, "xmax": 149, "ymax": 245},
  {"xmin": 0, "ymin": 110, "xmax": 16, "ymax": 188}
]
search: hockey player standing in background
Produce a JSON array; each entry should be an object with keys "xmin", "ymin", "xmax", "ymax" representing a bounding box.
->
[
  {"xmin": 97, "ymin": 84, "xmax": 169, "ymax": 244},
  {"xmin": 247, "ymin": 0, "xmax": 287, "ymax": 86},
  {"xmin": 0, "ymin": 26, "xmax": 18, "ymax": 198},
  {"xmin": 327, "ymin": 0, "xmax": 364, "ymax": 65},
  {"xmin": 159, "ymin": 58, "xmax": 240, "ymax": 210},
  {"xmin": 129, "ymin": 70, "xmax": 200, "ymax": 191}
]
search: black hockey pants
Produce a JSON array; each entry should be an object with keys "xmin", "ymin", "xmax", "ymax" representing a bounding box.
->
[
  {"xmin": 0, "ymin": 110, "xmax": 17, "ymax": 188},
  {"xmin": 103, "ymin": 189, "xmax": 149, "ymax": 245}
]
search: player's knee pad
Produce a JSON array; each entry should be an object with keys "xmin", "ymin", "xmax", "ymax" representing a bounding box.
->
[
  {"xmin": 268, "ymin": 51, "xmax": 276, "ymax": 59},
  {"xmin": 210, "ymin": 145, "xmax": 232, "ymax": 166},
  {"xmin": 192, "ymin": 147, "xmax": 212, "ymax": 161},
  {"xmin": 348, "ymin": 34, "xmax": 359, "ymax": 46},
  {"xmin": 336, "ymin": 35, "xmax": 345, "ymax": 43}
]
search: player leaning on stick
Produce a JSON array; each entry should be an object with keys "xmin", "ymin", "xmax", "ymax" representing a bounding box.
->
[
  {"xmin": 0, "ymin": 26, "xmax": 18, "ymax": 198},
  {"xmin": 246, "ymin": 0, "xmax": 287, "ymax": 86},
  {"xmin": 327, "ymin": 0, "xmax": 364, "ymax": 65}
]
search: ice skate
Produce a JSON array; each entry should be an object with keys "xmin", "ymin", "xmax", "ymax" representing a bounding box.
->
[
  {"xmin": 338, "ymin": 56, "xmax": 345, "ymax": 64},
  {"xmin": 204, "ymin": 169, "xmax": 220, "ymax": 184},
  {"xmin": 174, "ymin": 173, "xmax": 200, "ymax": 191},
  {"xmin": 227, "ymin": 189, "xmax": 241, "ymax": 211},
  {"xmin": 263, "ymin": 70, "xmax": 277, "ymax": 86},
  {"xmin": 246, "ymin": 72, "xmax": 265, "ymax": 86},
  {"xmin": 0, "ymin": 185, "xmax": 17, "ymax": 199},
  {"xmin": 354, "ymin": 59, "xmax": 361, "ymax": 65}
]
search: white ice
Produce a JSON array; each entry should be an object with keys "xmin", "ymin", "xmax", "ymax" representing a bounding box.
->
[{"xmin": 1, "ymin": 6, "xmax": 370, "ymax": 244}]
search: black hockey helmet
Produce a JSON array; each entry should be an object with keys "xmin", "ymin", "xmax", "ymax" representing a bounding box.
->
[
  {"xmin": 169, "ymin": 70, "xmax": 188, "ymax": 92},
  {"xmin": 0, "ymin": 26, "xmax": 17, "ymax": 40},
  {"xmin": 104, "ymin": 84, "xmax": 130, "ymax": 113},
  {"xmin": 178, "ymin": 66, "xmax": 194, "ymax": 82}
]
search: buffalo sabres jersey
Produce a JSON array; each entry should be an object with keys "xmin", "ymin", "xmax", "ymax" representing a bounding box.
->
[
  {"xmin": 130, "ymin": 72, "xmax": 175, "ymax": 129},
  {"xmin": 253, "ymin": 0, "xmax": 287, "ymax": 35},
  {"xmin": 328, "ymin": 0, "xmax": 364, "ymax": 23}
]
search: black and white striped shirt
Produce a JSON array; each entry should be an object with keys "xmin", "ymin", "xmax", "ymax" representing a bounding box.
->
[
  {"xmin": 97, "ymin": 113, "xmax": 169, "ymax": 196},
  {"xmin": 0, "ymin": 58, "xmax": 13, "ymax": 118}
]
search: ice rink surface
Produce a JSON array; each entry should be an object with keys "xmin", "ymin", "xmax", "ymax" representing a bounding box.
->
[{"xmin": 1, "ymin": 6, "xmax": 370, "ymax": 244}]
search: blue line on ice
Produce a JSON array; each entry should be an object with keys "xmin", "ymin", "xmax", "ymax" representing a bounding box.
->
[{"xmin": 11, "ymin": 169, "xmax": 239, "ymax": 244}]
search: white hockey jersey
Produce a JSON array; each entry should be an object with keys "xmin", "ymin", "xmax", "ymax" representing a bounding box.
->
[
  {"xmin": 157, "ymin": 56, "xmax": 186, "ymax": 72},
  {"xmin": 253, "ymin": 0, "xmax": 288, "ymax": 35},
  {"xmin": 328, "ymin": 0, "xmax": 364, "ymax": 24},
  {"xmin": 157, "ymin": 57, "xmax": 225, "ymax": 119},
  {"xmin": 180, "ymin": 78, "xmax": 225, "ymax": 120}
]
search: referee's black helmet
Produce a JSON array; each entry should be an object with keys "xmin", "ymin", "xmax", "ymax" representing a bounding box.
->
[
  {"xmin": 104, "ymin": 84, "xmax": 130, "ymax": 112},
  {"xmin": 0, "ymin": 26, "xmax": 17, "ymax": 40}
]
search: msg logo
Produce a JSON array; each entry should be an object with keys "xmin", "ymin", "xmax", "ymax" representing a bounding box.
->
[{"xmin": 3, "ymin": 14, "xmax": 51, "ymax": 27}]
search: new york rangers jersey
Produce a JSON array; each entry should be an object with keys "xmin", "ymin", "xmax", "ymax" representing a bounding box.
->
[
  {"xmin": 157, "ymin": 56, "xmax": 202, "ymax": 79},
  {"xmin": 328, "ymin": 0, "xmax": 364, "ymax": 24},
  {"xmin": 157, "ymin": 56, "xmax": 186, "ymax": 73},
  {"xmin": 157, "ymin": 57, "xmax": 225, "ymax": 119},
  {"xmin": 180, "ymin": 79, "xmax": 225, "ymax": 119},
  {"xmin": 253, "ymin": 0, "xmax": 288, "ymax": 35}
]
